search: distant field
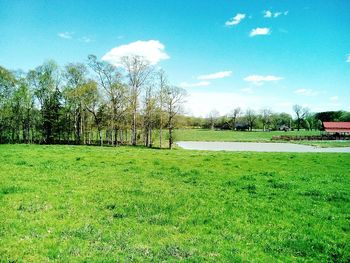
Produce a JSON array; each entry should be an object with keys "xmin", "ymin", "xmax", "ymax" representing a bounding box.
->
[
  {"xmin": 170, "ymin": 129, "xmax": 350, "ymax": 148},
  {"xmin": 1, "ymin": 145, "xmax": 349, "ymax": 261},
  {"xmin": 173, "ymin": 129, "xmax": 320, "ymax": 142}
]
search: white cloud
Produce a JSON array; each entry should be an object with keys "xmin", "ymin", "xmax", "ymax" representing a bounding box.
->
[
  {"xmin": 198, "ymin": 71, "xmax": 232, "ymax": 80},
  {"xmin": 250, "ymin": 27, "xmax": 270, "ymax": 37},
  {"xmin": 102, "ymin": 40, "xmax": 169, "ymax": 66},
  {"xmin": 58, "ymin": 32, "xmax": 73, "ymax": 39},
  {"xmin": 244, "ymin": 75, "xmax": 283, "ymax": 85},
  {"xmin": 80, "ymin": 37, "xmax": 92, "ymax": 43},
  {"xmin": 274, "ymin": 12, "xmax": 282, "ymax": 17},
  {"xmin": 225, "ymin": 13, "xmax": 246, "ymax": 26},
  {"xmin": 346, "ymin": 54, "xmax": 350, "ymax": 62},
  {"xmin": 263, "ymin": 10, "xmax": 272, "ymax": 18},
  {"xmin": 264, "ymin": 10, "xmax": 288, "ymax": 18},
  {"xmin": 330, "ymin": 96, "xmax": 339, "ymax": 101},
  {"xmin": 179, "ymin": 81, "xmax": 211, "ymax": 88},
  {"xmin": 294, "ymin": 88, "xmax": 319, "ymax": 96}
]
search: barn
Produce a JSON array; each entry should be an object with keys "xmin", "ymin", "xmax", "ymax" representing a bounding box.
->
[{"xmin": 323, "ymin": 122, "xmax": 350, "ymax": 134}]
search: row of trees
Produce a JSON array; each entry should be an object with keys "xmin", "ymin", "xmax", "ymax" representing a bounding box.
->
[
  {"xmin": 199, "ymin": 107, "xmax": 350, "ymax": 131},
  {"xmin": 0, "ymin": 55, "xmax": 186, "ymax": 148}
]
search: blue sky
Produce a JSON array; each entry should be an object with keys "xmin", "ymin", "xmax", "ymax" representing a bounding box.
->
[{"xmin": 1, "ymin": 0, "xmax": 349, "ymax": 116}]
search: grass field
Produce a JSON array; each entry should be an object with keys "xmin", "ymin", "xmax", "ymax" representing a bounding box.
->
[
  {"xmin": 172, "ymin": 129, "xmax": 321, "ymax": 142},
  {"xmin": 1, "ymin": 145, "xmax": 349, "ymax": 261},
  {"xmin": 170, "ymin": 129, "xmax": 350, "ymax": 148}
]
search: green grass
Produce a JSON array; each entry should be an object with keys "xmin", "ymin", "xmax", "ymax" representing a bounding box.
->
[
  {"xmin": 1, "ymin": 145, "xmax": 350, "ymax": 261},
  {"xmin": 170, "ymin": 129, "xmax": 350, "ymax": 148},
  {"xmin": 173, "ymin": 129, "xmax": 321, "ymax": 142},
  {"xmin": 296, "ymin": 140, "xmax": 350, "ymax": 148}
]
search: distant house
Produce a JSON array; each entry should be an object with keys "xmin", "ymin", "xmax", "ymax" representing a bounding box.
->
[
  {"xmin": 235, "ymin": 123, "xmax": 249, "ymax": 131},
  {"xmin": 323, "ymin": 122, "xmax": 350, "ymax": 134},
  {"xmin": 278, "ymin": 125, "xmax": 290, "ymax": 132}
]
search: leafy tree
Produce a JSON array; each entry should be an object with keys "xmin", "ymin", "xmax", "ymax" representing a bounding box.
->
[
  {"xmin": 27, "ymin": 60, "xmax": 62, "ymax": 143},
  {"xmin": 314, "ymin": 111, "xmax": 343, "ymax": 122},
  {"xmin": 64, "ymin": 63, "xmax": 89, "ymax": 144},
  {"xmin": 260, "ymin": 108, "xmax": 272, "ymax": 131},
  {"xmin": 88, "ymin": 55, "xmax": 127, "ymax": 146},
  {"xmin": 121, "ymin": 55, "xmax": 153, "ymax": 146},
  {"xmin": 245, "ymin": 108, "xmax": 257, "ymax": 131},
  {"xmin": 229, "ymin": 107, "xmax": 241, "ymax": 130},
  {"xmin": 164, "ymin": 86, "xmax": 186, "ymax": 149}
]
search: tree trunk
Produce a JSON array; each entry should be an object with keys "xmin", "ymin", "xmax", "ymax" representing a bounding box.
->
[
  {"xmin": 159, "ymin": 126, "xmax": 162, "ymax": 148},
  {"xmin": 132, "ymin": 108, "xmax": 137, "ymax": 146},
  {"xmin": 149, "ymin": 127, "xmax": 152, "ymax": 148},
  {"xmin": 98, "ymin": 128, "xmax": 103, "ymax": 146},
  {"xmin": 168, "ymin": 127, "xmax": 173, "ymax": 149}
]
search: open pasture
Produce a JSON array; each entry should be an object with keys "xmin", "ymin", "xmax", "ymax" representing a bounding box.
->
[{"xmin": 0, "ymin": 145, "xmax": 349, "ymax": 261}]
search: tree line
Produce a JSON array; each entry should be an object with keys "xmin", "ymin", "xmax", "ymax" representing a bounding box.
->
[
  {"xmin": 0, "ymin": 55, "xmax": 186, "ymax": 148},
  {"xmin": 185, "ymin": 107, "xmax": 350, "ymax": 131}
]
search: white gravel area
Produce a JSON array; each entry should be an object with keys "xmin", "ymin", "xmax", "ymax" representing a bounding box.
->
[{"xmin": 176, "ymin": 141, "xmax": 350, "ymax": 153}]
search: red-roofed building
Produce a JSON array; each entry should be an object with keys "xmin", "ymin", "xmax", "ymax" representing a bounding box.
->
[{"xmin": 323, "ymin": 122, "xmax": 350, "ymax": 134}]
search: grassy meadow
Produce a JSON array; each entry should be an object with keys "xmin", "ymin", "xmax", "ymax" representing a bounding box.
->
[
  {"xmin": 1, "ymin": 144, "xmax": 350, "ymax": 261},
  {"xmin": 172, "ymin": 129, "xmax": 320, "ymax": 142},
  {"xmin": 168, "ymin": 129, "xmax": 350, "ymax": 148}
]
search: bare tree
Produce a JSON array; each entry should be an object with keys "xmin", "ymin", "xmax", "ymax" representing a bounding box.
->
[
  {"xmin": 245, "ymin": 108, "xmax": 257, "ymax": 131},
  {"xmin": 121, "ymin": 55, "xmax": 153, "ymax": 146},
  {"xmin": 260, "ymin": 108, "xmax": 272, "ymax": 131},
  {"xmin": 164, "ymin": 86, "xmax": 186, "ymax": 149},
  {"xmin": 293, "ymin": 104, "xmax": 309, "ymax": 131},
  {"xmin": 143, "ymin": 83, "xmax": 157, "ymax": 147},
  {"xmin": 157, "ymin": 69, "xmax": 168, "ymax": 148}
]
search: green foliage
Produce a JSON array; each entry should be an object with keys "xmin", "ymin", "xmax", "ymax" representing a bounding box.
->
[
  {"xmin": 315, "ymin": 111, "xmax": 342, "ymax": 122},
  {"xmin": 0, "ymin": 145, "xmax": 349, "ymax": 261}
]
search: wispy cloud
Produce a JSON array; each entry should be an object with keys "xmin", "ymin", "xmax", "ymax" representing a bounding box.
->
[
  {"xmin": 58, "ymin": 32, "xmax": 73, "ymax": 39},
  {"xmin": 330, "ymin": 96, "xmax": 339, "ymax": 101},
  {"xmin": 263, "ymin": 10, "xmax": 288, "ymax": 18},
  {"xmin": 263, "ymin": 10, "xmax": 272, "ymax": 18},
  {"xmin": 250, "ymin": 27, "xmax": 270, "ymax": 37},
  {"xmin": 225, "ymin": 13, "xmax": 246, "ymax": 27},
  {"xmin": 80, "ymin": 36, "xmax": 92, "ymax": 43},
  {"xmin": 244, "ymin": 75, "xmax": 283, "ymax": 85},
  {"xmin": 198, "ymin": 71, "xmax": 232, "ymax": 80},
  {"xmin": 179, "ymin": 81, "xmax": 211, "ymax": 88},
  {"xmin": 102, "ymin": 40, "xmax": 169, "ymax": 66},
  {"xmin": 347, "ymin": 54, "xmax": 350, "ymax": 62},
  {"xmin": 294, "ymin": 88, "xmax": 319, "ymax": 96}
]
